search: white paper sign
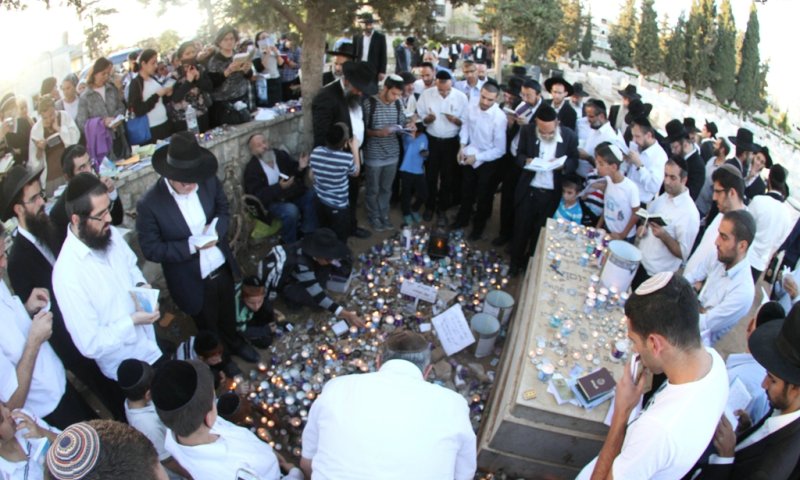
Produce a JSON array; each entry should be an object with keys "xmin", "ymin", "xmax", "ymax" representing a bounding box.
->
[
  {"xmin": 331, "ymin": 320, "xmax": 349, "ymax": 336},
  {"xmin": 400, "ymin": 280, "xmax": 438, "ymax": 303},
  {"xmin": 432, "ymin": 304, "xmax": 475, "ymax": 356}
]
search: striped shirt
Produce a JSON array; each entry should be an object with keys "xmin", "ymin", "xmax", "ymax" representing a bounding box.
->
[
  {"xmin": 363, "ymin": 96, "xmax": 405, "ymax": 167},
  {"xmin": 310, "ymin": 146, "xmax": 356, "ymax": 209},
  {"xmin": 264, "ymin": 245, "xmax": 342, "ymax": 314}
]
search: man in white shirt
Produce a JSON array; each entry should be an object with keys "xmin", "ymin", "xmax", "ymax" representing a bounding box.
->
[
  {"xmin": 579, "ymin": 99, "xmax": 621, "ymax": 177},
  {"xmin": 508, "ymin": 78, "xmax": 543, "ymax": 161},
  {"xmin": 454, "ymin": 60, "xmax": 485, "ymax": 106},
  {"xmin": 416, "ymin": 70, "xmax": 468, "ymax": 224},
  {"xmin": 152, "ymin": 360, "xmax": 303, "ymax": 480},
  {"xmin": 412, "ymin": 62, "xmax": 436, "ymax": 96},
  {"xmin": 633, "ymin": 158, "xmax": 700, "ymax": 289},
  {"xmin": 451, "ymin": 82, "xmax": 506, "ymax": 241},
  {"xmin": 53, "ymin": 173, "xmax": 164, "ymax": 381},
  {"xmin": 301, "ymin": 330, "xmax": 476, "ymax": 480},
  {"xmin": 623, "ymin": 117, "xmax": 668, "ymax": 206},
  {"xmin": 577, "ymin": 272, "xmax": 728, "ymax": 480},
  {"xmin": 745, "ymin": 164, "xmax": 793, "ymax": 281}
]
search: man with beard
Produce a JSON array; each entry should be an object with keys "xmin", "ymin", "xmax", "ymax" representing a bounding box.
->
[
  {"xmin": 50, "ymin": 144, "xmax": 124, "ymax": 249},
  {"xmin": 322, "ymin": 43, "xmax": 355, "ymax": 86},
  {"xmin": 726, "ymin": 128, "xmax": 759, "ymax": 177},
  {"xmin": 664, "ymin": 119, "xmax": 706, "ymax": 201},
  {"xmin": 695, "ymin": 137, "xmax": 730, "ymax": 219},
  {"xmin": 699, "ymin": 120, "xmax": 718, "ymax": 163},
  {"xmin": 608, "ymin": 84, "xmax": 641, "ymax": 134},
  {"xmin": 312, "ymin": 60, "xmax": 377, "ymax": 239},
  {"xmin": 623, "ymin": 117, "xmax": 668, "ymax": 206},
  {"xmin": 508, "ymin": 106, "xmax": 579, "ymax": 276},
  {"xmin": 413, "ymin": 62, "xmax": 436, "ymax": 96},
  {"xmin": 353, "ymin": 13, "xmax": 387, "ymax": 82},
  {"xmin": 53, "ymin": 173, "xmax": 164, "ymax": 381},
  {"xmin": 578, "ymin": 100, "xmax": 622, "ymax": 217},
  {"xmin": 1, "ymin": 166, "xmax": 126, "ymax": 420}
]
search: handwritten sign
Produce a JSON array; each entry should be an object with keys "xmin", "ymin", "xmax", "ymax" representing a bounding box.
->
[
  {"xmin": 432, "ymin": 304, "xmax": 475, "ymax": 356},
  {"xmin": 400, "ymin": 280, "xmax": 438, "ymax": 303}
]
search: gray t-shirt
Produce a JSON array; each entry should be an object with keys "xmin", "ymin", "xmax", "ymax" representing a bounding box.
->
[{"xmin": 362, "ymin": 95, "xmax": 406, "ymax": 167}]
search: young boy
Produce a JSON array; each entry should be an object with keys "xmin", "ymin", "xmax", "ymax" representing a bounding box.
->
[
  {"xmin": 117, "ymin": 359, "xmax": 189, "ymax": 479},
  {"xmin": 235, "ymin": 276, "xmax": 280, "ymax": 349},
  {"xmin": 309, "ymin": 122, "xmax": 360, "ymax": 241},
  {"xmin": 595, "ymin": 142, "xmax": 639, "ymax": 240},
  {"xmin": 554, "ymin": 174, "xmax": 595, "ymax": 226},
  {"xmin": 175, "ymin": 331, "xmax": 242, "ymax": 386},
  {"xmin": 399, "ymin": 122, "xmax": 429, "ymax": 225},
  {"xmin": 151, "ymin": 360, "xmax": 304, "ymax": 480}
]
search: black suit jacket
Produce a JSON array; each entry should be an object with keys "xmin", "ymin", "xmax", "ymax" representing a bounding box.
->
[
  {"xmin": 312, "ymin": 81, "xmax": 352, "ymax": 148},
  {"xmin": 700, "ymin": 139, "xmax": 716, "ymax": 163},
  {"xmin": 686, "ymin": 150, "xmax": 705, "ymax": 201},
  {"xmin": 136, "ymin": 176, "xmax": 238, "ymax": 316},
  {"xmin": 745, "ymin": 176, "xmax": 766, "ymax": 203},
  {"xmin": 353, "ymin": 31, "xmax": 387, "ymax": 76},
  {"xmin": 243, "ymin": 149, "xmax": 306, "ymax": 208},
  {"xmin": 608, "ymin": 104, "xmax": 621, "ymax": 131},
  {"xmin": 395, "ymin": 44, "xmax": 411, "ymax": 73},
  {"xmin": 546, "ymin": 99, "xmax": 578, "ymax": 132},
  {"xmin": 473, "ymin": 45, "xmax": 488, "ymax": 64},
  {"xmin": 725, "ymin": 157, "xmax": 747, "ymax": 177},
  {"xmin": 50, "ymin": 191, "xmax": 124, "ymax": 250},
  {"xmin": 514, "ymin": 125, "xmax": 579, "ymax": 206}
]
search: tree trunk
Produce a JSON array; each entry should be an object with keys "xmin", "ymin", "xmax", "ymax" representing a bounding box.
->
[
  {"xmin": 199, "ymin": 0, "xmax": 215, "ymax": 36},
  {"xmin": 492, "ymin": 28, "xmax": 502, "ymax": 83},
  {"xmin": 299, "ymin": 8, "xmax": 327, "ymax": 151},
  {"xmin": 686, "ymin": 86, "xmax": 692, "ymax": 105}
]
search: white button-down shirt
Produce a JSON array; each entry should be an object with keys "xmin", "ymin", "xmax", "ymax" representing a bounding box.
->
[
  {"xmin": 708, "ymin": 408, "xmax": 800, "ymax": 466},
  {"xmin": 302, "ymin": 360, "xmax": 477, "ymax": 480},
  {"xmin": 166, "ymin": 416, "xmax": 303, "ymax": 480},
  {"xmin": 530, "ymin": 129, "xmax": 563, "ymax": 190},
  {"xmin": 510, "ymin": 98, "xmax": 540, "ymax": 157},
  {"xmin": 725, "ymin": 353, "xmax": 769, "ymax": 424},
  {"xmin": 164, "ymin": 179, "xmax": 226, "ymax": 279},
  {"xmin": 638, "ymin": 190, "xmax": 700, "ymax": 275},
  {"xmin": 259, "ymin": 154, "xmax": 282, "ymax": 186},
  {"xmin": 580, "ymin": 121, "xmax": 620, "ymax": 177},
  {"xmin": 623, "ymin": 141, "xmax": 668, "ymax": 204},
  {"xmin": 53, "ymin": 226, "xmax": 162, "ymax": 380},
  {"xmin": 698, "ymin": 257, "xmax": 754, "ymax": 346},
  {"xmin": 684, "ymin": 212, "xmax": 725, "ymax": 284},
  {"xmin": 459, "ymin": 102, "xmax": 507, "ymax": 169},
  {"xmin": 0, "ymin": 281, "xmax": 65, "ymax": 419},
  {"xmin": 454, "ymin": 78, "xmax": 485, "ymax": 106},
  {"xmin": 15, "ymin": 226, "xmax": 56, "ymax": 265},
  {"xmin": 746, "ymin": 194, "xmax": 793, "ymax": 271},
  {"xmin": 125, "ymin": 401, "xmax": 170, "ymax": 461},
  {"xmin": 416, "ymin": 87, "xmax": 468, "ymax": 139},
  {"xmin": 360, "ymin": 32, "xmax": 372, "ymax": 62}
]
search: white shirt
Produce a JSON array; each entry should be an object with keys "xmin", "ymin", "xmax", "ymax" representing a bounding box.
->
[
  {"xmin": 164, "ymin": 179, "xmax": 226, "ymax": 279},
  {"xmin": 638, "ymin": 190, "xmax": 700, "ymax": 275},
  {"xmin": 774, "ymin": 266, "xmax": 800, "ymax": 313},
  {"xmin": 302, "ymin": 360, "xmax": 477, "ymax": 480},
  {"xmin": 15, "ymin": 226, "xmax": 56, "ymax": 266},
  {"xmin": 623, "ymin": 141, "xmax": 668, "ymax": 204},
  {"xmin": 259, "ymin": 153, "xmax": 282, "ymax": 186},
  {"xmin": 738, "ymin": 408, "xmax": 800, "ymax": 450},
  {"xmin": 125, "ymin": 401, "xmax": 170, "ymax": 461},
  {"xmin": 580, "ymin": 122, "xmax": 619, "ymax": 177},
  {"xmin": 142, "ymin": 77, "xmax": 168, "ymax": 128},
  {"xmin": 530, "ymin": 130, "xmax": 563, "ymax": 190},
  {"xmin": 684, "ymin": 212, "xmax": 725, "ymax": 284},
  {"xmin": 413, "ymin": 79, "xmax": 434, "ymax": 96},
  {"xmin": 166, "ymin": 417, "xmax": 303, "ymax": 480},
  {"xmin": 360, "ymin": 32, "xmax": 372, "ymax": 62},
  {"xmin": 401, "ymin": 93, "xmax": 417, "ymax": 119},
  {"xmin": 746, "ymin": 194, "xmax": 792, "ymax": 271},
  {"xmin": 53, "ymin": 226, "xmax": 162, "ymax": 380},
  {"xmin": 603, "ymin": 176, "xmax": 640, "ymax": 239},
  {"xmin": 0, "ymin": 413, "xmax": 54, "ymax": 480},
  {"xmin": 509, "ymin": 98, "xmax": 540, "ymax": 157},
  {"xmin": 458, "ymin": 102, "xmax": 506, "ymax": 168},
  {"xmin": 62, "ymin": 97, "xmax": 79, "ymax": 121},
  {"xmin": 578, "ymin": 348, "xmax": 728, "ymax": 480},
  {"xmin": 0, "ymin": 282, "xmax": 66, "ymax": 419},
  {"xmin": 454, "ymin": 78, "xmax": 485, "ymax": 106},
  {"xmin": 416, "ymin": 87, "xmax": 468, "ymax": 139},
  {"xmin": 698, "ymin": 257, "xmax": 754, "ymax": 346}
]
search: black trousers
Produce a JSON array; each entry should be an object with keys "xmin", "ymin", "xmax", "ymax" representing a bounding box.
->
[
  {"xmin": 266, "ymin": 78, "xmax": 282, "ymax": 107},
  {"xmin": 348, "ymin": 174, "xmax": 361, "ymax": 232},
  {"xmin": 510, "ymin": 186, "xmax": 560, "ymax": 269},
  {"xmin": 456, "ymin": 161, "xmax": 499, "ymax": 233},
  {"xmin": 497, "ymin": 155, "xmax": 522, "ymax": 240},
  {"xmin": 315, "ymin": 197, "xmax": 351, "ymax": 241},
  {"xmin": 192, "ymin": 264, "xmax": 243, "ymax": 352},
  {"xmin": 425, "ymin": 135, "xmax": 461, "ymax": 212},
  {"xmin": 148, "ymin": 121, "xmax": 172, "ymax": 143},
  {"xmin": 399, "ymin": 172, "xmax": 427, "ymax": 215},
  {"xmin": 44, "ymin": 382, "xmax": 98, "ymax": 430}
]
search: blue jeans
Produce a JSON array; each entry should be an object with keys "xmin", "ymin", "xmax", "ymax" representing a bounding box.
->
[{"xmin": 268, "ymin": 189, "xmax": 317, "ymax": 243}]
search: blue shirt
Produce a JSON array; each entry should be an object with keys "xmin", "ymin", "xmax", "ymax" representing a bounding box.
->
[
  {"xmin": 554, "ymin": 199, "xmax": 583, "ymax": 224},
  {"xmin": 400, "ymin": 134, "xmax": 429, "ymax": 175},
  {"xmin": 310, "ymin": 146, "xmax": 356, "ymax": 209}
]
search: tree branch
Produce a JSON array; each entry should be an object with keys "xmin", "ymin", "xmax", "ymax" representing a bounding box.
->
[{"xmin": 261, "ymin": 0, "xmax": 307, "ymax": 32}]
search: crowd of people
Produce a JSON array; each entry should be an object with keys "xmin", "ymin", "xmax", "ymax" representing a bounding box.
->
[{"xmin": 0, "ymin": 11, "xmax": 799, "ymax": 480}]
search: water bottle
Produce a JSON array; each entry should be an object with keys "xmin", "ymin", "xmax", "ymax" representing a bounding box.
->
[
  {"xmin": 256, "ymin": 75, "xmax": 269, "ymax": 107},
  {"xmin": 185, "ymin": 104, "xmax": 199, "ymax": 134}
]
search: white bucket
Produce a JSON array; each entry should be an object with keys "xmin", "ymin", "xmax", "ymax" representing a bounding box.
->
[
  {"xmin": 471, "ymin": 313, "xmax": 500, "ymax": 358},
  {"xmin": 483, "ymin": 290, "xmax": 515, "ymax": 325},
  {"xmin": 600, "ymin": 240, "xmax": 642, "ymax": 293}
]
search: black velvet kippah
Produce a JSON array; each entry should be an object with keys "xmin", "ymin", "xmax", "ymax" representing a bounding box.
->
[
  {"xmin": 151, "ymin": 360, "xmax": 198, "ymax": 411},
  {"xmin": 117, "ymin": 359, "xmax": 153, "ymax": 392},
  {"xmin": 435, "ymin": 70, "xmax": 452, "ymax": 81},
  {"xmin": 535, "ymin": 105, "xmax": 558, "ymax": 122},
  {"xmin": 64, "ymin": 172, "xmax": 103, "ymax": 202}
]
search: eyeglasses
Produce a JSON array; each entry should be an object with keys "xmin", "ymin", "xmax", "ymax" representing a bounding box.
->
[
  {"xmin": 22, "ymin": 191, "xmax": 46, "ymax": 205},
  {"xmin": 86, "ymin": 207, "xmax": 111, "ymax": 222}
]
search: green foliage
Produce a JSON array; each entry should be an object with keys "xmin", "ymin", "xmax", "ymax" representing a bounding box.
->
[
  {"xmin": 478, "ymin": 0, "xmax": 562, "ymax": 63},
  {"xmin": 549, "ymin": 0, "xmax": 582, "ymax": 60},
  {"xmin": 580, "ymin": 11, "xmax": 593, "ymax": 61},
  {"xmin": 711, "ymin": 0, "xmax": 736, "ymax": 103},
  {"xmin": 736, "ymin": 2, "xmax": 766, "ymax": 115},
  {"xmin": 663, "ymin": 13, "xmax": 686, "ymax": 83},
  {"xmin": 682, "ymin": 0, "xmax": 716, "ymax": 96},
  {"xmin": 608, "ymin": 0, "xmax": 636, "ymax": 68},
  {"xmin": 633, "ymin": 0, "xmax": 661, "ymax": 77},
  {"xmin": 777, "ymin": 110, "xmax": 790, "ymax": 134},
  {"xmin": 137, "ymin": 29, "xmax": 183, "ymax": 55}
]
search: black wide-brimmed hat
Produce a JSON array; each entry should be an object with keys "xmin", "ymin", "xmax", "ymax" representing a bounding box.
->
[
  {"xmin": 683, "ymin": 117, "xmax": 700, "ymax": 133},
  {"xmin": 152, "ymin": 131, "xmax": 218, "ymax": 183},
  {"xmin": 664, "ymin": 119, "xmax": 688, "ymax": 143},
  {"xmin": 704, "ymin": 119, "xmax": 718, "ymax": 138},
  {"xmin": 749, "ymin": 304, "xmax": 800, "ymax": 385},
  {"xmin": 325, "ymin": 42, "xmax": 355, "ymax": 59},
  {"xmin": 728, "ymin": 127, "xmax": 758, "ymax": 152},
  {"xmin": 544, "ymin": 76, "xmax": 574, "ymax": 96},
  {"xmin": 618, "ymin": 84, "xmax": 641, "ymax": 100},
  {"xmin": 501, "ymin": 76, "xmax": 523, "ymax": 98},
  {"xmin": 758, "ymin": 145, "xmax": 773, "ymax": 168},
  {"xmin": 624, "ymin": 99, "xmax": 653, "ymax": 124},
  {"xmin": 571, "ymin": 82, "xmax": 589, "ymax": 97},
  {"xmin": 358, "ymin": 12, "xmax": 376, "ymax": 23},
  {"xmin": 343, "ymin": 61, "xmax": 378, "ymax": 96},
  {"xmin": 0, "ymin": 165, "xmax": 43, "ymax": 221},
  {"xmin": 300, "ymin": 227, "xmax": 350, "ymax": 260}
]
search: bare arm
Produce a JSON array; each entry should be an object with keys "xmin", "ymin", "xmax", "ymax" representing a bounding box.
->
[
  {"xmin": 7, "ymin": 312, "xmax": 52, "ymax": 410},
  {"xmin": 300, "ymin": 457, "xmax": 312, "ymax": 479}
]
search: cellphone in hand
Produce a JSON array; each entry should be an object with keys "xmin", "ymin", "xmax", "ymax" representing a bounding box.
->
[
  {"xmin": 279, "ymin": 173, "xmax": 290, "ymax": 181},
  {"xmin": 630, "ymin": 353, "xmax": 644, "ymax": 385}
]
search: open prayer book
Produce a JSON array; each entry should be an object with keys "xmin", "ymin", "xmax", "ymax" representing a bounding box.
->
[
  {"xmin": 109, "ymin": 114, "xmax": 126, "ymax": 128},
  {"xmin": 130, "ymin": 287, "xmax": 159, "ymax": 313},
  {"xmin": 635, "ymin": 209, "xmax": 668, "ymax": 227},
  {"xmin": 523, "ymin": 155, "xmax": 567, "ymax": 172},
  {"xmin": 192, "ymin": 217, "xmax": 219, "ymax": 249},
  {"xmin": 232, "ymin": 49, "xmax": 255, "ymax": 67}
]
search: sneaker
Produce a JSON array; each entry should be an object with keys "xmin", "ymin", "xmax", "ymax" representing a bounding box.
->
[
  {"xmin": 411, "ymin": 212, "xmax": 422, "ymax": 223},
  {"xmin": 403, "ymin": 214, "xmax": 414, "ymax": 226}
]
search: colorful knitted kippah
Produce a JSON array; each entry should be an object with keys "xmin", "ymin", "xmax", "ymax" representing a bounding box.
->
[{"xmin": 47, "ymin": 422, "xmax": 101, "ymax": 479}]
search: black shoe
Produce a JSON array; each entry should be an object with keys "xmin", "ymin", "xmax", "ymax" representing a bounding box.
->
[
  {"xmin": 353, "ymin": 227, "xmax": 372, "ymax": 239},
  {"xmin": 234, "ymin": 343, "xmax": 261, "ymax": 363},
  {"xmin": 423, "ymin": 209, "xmax": 434, "ymax": 221},
  {"xmin": 468, "ymin": 229, "xmax": 483, "ymax": 241},
  {"xmin": 491, "ymin": 235, "xmax": 510, "ymax": 247},
  {"xmin": 244, "ymin": 326, "xmax": 273, "ymax": 349}
]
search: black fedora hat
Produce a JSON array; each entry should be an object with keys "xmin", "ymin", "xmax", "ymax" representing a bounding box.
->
[
  {"xmin": 704, "ymin": 119, "xmax": 718, "ymax": 138},
  {"xmin": 624, "ymin": 99, "xmax": 653, "ymax": 124},
  {"xmin": 749, "ymin": 305, "xmax": 800, "ymax": 385},
  {"xmin": 758, "ymin": 145, "xmax": 773, "ymax": 168},
  {"xmin": 571, "ymin": 82, "xmax": 589, "ymax": 97},
  {"xmin": 0, "ymin": 165, "xmax": 43, "ymax": 222},
  {"xmin": 544, "ymin": 76, "xmax": 574, "ymax": 96},
  {"xmin": 683, "ymin": 117, "xmax": 700, "ymax": 133},
  {"xmin": 152, "ymin": 131, "xmax": 218, "ymax": 183},
  {"xmin": 501, "ymin": 76, "xmax": 523, "ymax": 98},
  {"xmin": 325, "ymin": 42, "xmax": 355, "ymax": 59},
  {"xmin": 664, "ymin": 119, "xmax": 688, "ymax": 143},
  {"xmin": 618, "ymin": 84, "xmax": 641, "ymax": 100},
  {"xmin": 511, "ymin": 65, "xmax": 528, "ymax": 78},
  {"xmin": 343, "ymin": 61, "xmax": 378, "ymax": 96},
  {"xmin": 300, "ymin": 228, "xmax": 350, "ymax": 260},
  {"xmin": 728, "ymin": 127, "xmax": 758, "ymax": 152}
]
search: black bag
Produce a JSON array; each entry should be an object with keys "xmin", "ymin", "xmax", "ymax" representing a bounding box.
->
[{"xmin": 220, "ymin": 99, "xmax": 251, "ymax": 125}]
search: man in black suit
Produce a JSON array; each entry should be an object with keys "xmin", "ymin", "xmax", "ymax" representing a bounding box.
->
[
  {"xmin": 744, "ymin": 145, "xmax": 771, "ymax": 202},
  {"xmin": 608, "ymin": 84, "xmax": 640, "ymax": 134},
  {"xmin": 686, "ymin": 305, "xmax": 800, "ymax": 479},
  {"xmin": 322, "ymin": 43, "xmax": 356, "ymax": 86},
  {"xmin": 725, "ymin": 127, "xmax": 759, "ymax": 177},
  {"xmin": 509, "ymin": 106, "xmax": 578, "ymax": 275},
  {"xmin": 700, "ymin": 120, "xmax": 718, "ymax": 163},
  {"xmin": 665, "ymin": 119, "xmax": 705, "ymax": 201},
  {"xmin": 473, "ymin": 40, "xmax": 488, "ymax": 65},
  {"xmin": 544, "ymin": 76, "xmax": 577, "ymax": 132},
  {"xmin": 312, "ymin": 60, "xmax": 377, "ymax": 239},
  {"xmin": 353, "ymin": 13, "xmax": 387, "ymax": 82},
  {"xmin": 136, "ymin": 132, "xmax": 260, "ymax": 363},
  {"xmin": 0, "ymin": 166, "xmax": 124, "ymax": 420},
  {"xmin": 50, "ymin": 145, "xmax": 124, "ymax": 250},
  {"xmin": 244, "ymin": 133, "xmax": 314, "ymax": 243},
  {"xmin": 395, "ymin": 37, "xmax": 415, "ymax": 74}
]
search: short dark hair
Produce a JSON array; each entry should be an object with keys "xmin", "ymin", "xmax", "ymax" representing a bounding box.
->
[
  {"xmin": 756, "ymin": 301, "xmax": 785, "ymax": 328},
  {"xmin": 382, "ymin": 330, "xmax": 430, "ymax": 372},
  {"xmin": 585, "ymin": 99, "xmax": 607, "ymax": 118},
  {"xmin": 61, "ymin": 144, "xmax": 89, "ymax": 179},
  {"xmin": 723, "ymin": 209, "xmax": 756, "ymax": 247},
  {"xmin": 595, "ymin": 141, "xmax": 621, "ymax": 166},
  {"xmin": 562, "ymin": 174, "xmax": 583, "ymax": 191},
  {"xmin": 481, "ymin": 82, "xmax": 499, "ymax": 95},
  {"xmin": 711, "ymin": 166, "xmax": 745, "ymax": 202},
  {"xmin": 325, "ymin": 122, "xmax": 349, "ymax": 150},
  {"xmin": 625, "ymin": 274, "xmax": 701, "ymax": 350},
  {"xmin": 138, "ymin": 49, "xmax": 158, "ymax": 65},
  {"xmin": 214, "ymin": 25, "xmax": 239, "ymax": 47},
  {"xmin": 462, "ymin": 60, "xmax": 475, "ymax": 69},
  {"xmin": 666, "ymin": 157, "xmax": 688, "ymax": 179},
  {"xmin": 630, "ymin": 116, "xmax": 655, "ymax": 137},
  {"xmin": 420, "ymin": 62, "xmax": 434, "ymax": 70},
  {"xmin": 65, "ymin": 181, "xmax": 108, "ymax": 219}
]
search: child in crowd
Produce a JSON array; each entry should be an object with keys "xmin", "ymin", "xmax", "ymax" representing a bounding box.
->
[
  {"xmin": 235, "ymin": 276, "xmax": 281, "ymax": 349},
  {"xmin": 554, "ymin": 174, "xmax": 595, "ymax": 226},
  {"xmin": 117, "ymin": 359, "xmax": 189, "ymax": 480},
  {"xmin": 0, "ymin": 402, "xmax": 57, "ymax": 479},
  {"xmin": 595, "ymin": 142, "xmax": 639, "ymax": 240},
  {"xmin": 174, "ymin": 331, "xmax": 242, "ymax": 387},
  {"xmin": 399, "ymin": 122, "xmax": 429, "ymax": 225},
  {"xmin": 151, "ymin": 360, "xmax": 304, "ymax": 480}
]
